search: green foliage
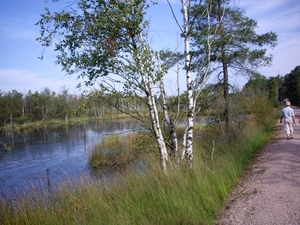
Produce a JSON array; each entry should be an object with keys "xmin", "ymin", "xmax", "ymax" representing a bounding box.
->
[
  {"xmin": 267, "ymin": 76, "xmax": 282, "ymax": 107},
  {"xmin": 36, "ymin": 0, "xmax": 151, "ymax": 91},
  {"xmin": 0, "ymin": 90, "xmax": 23, "ymax": 125},
  {"xmin": 242, "ymin": 72, "xmax": 285, "ymax": 108},
  {"xmin": 203, "ymin": 87, "xmax": 250, "ymax": 142},
  {"xmin": 35, "ymin": 0, "xmax": 176, "ymax": 167},
  {"xmin": 244, "ymin": 73, "xmax": 268, "ymax": 94},
  {"xmin": 15, "ymin": 115, "xmax": 30, "ymax": 125},
  {"xmin": 249, "ymin": 95, "xmax": 276, "ymax": 131},
  {"xmin": 191, "ymin": 2, "xmax": 277, "ymax": 74},
  {"xmin": 282, "ymin": 66, "xmax": 300, "ymax": 106},
  {"xmin": 190, "ymin": 1, "xmax": 277, "ymax": 129}
]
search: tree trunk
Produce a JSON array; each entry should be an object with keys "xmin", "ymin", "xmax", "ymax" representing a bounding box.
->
[
  {"xmin": 145, "ymin": 80, "xmax": 169, "ymax": 172},
  {"xmin": 182, "ymin": 0, "xmax": 194, "ymax": 168},
  {"xmin": 157, "ymin": 52, "xmax": 179, "ymax": 160},
  {"xmin": 217, "ymin": 0, "xmax": 231, "ymax": 130},
  {"xmin": 222, "ymin": 58, "xmax": 231, "ymax": 130},
  {"xmin": 137, "ymin": 37, "xmax": 169, "ymax": 172}
]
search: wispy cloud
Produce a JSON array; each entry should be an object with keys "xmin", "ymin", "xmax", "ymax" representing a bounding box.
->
[
  {"xmin": 237, "ymin": 0, "xmax": 300, "ymax": 34},
  {"xmin": 233, "ymin": 0, "xmax": 300, "ymax": 77},
  {"xmin": 0, "ymin": 68, "xmax": 80, "ymax": 94},
  {"xmin": 0, "ymin": 15, "xmax": 38, "ymax": 39},
  {"xmin": 260, "ymin": 34, "xmax": 300, "ymax": 76}
]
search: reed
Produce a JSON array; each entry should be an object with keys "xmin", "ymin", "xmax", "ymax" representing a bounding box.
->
[{"xmin": 88, "ymin": 132, "xmax": 156, "ymax": 170}]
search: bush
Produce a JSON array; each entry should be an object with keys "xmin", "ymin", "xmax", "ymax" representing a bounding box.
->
[{"xmin": 249, "ymin": 95, "xmax": 278, "ymax": 131}]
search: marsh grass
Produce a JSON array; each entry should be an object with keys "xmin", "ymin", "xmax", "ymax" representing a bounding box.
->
[
  {"xmin": 0, "ymin": 118, "xmax": 275, "ymax": 225},
  {"xmin": 89, "ymin": 132, "xmax": 157, "ymax": 170}
]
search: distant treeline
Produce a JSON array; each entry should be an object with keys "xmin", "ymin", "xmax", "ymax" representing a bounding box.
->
[
  {"xmin": 1, "ymin": 65, "xmax": 299, "ymax": 127},
  {"xmin": 0, "ymin": 87, "xmax": 149, "ymax": 127},
  {"xmin": 242, "ymin": 66, "xmax": 300, "ymax": 107}
]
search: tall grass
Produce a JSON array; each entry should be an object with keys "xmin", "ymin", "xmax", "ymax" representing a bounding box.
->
[
  {"xmin": 88, "ymin": 132, "xmax": 157, "ymax": 170},
  {"xmin": 0, "ymin": 119, "xmax": 275, "ymax": 225}
]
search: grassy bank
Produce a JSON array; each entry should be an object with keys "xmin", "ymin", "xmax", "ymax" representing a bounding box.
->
[{"xmin": 0, "ymin": 117, "xmax": 276, "ymax": 225}]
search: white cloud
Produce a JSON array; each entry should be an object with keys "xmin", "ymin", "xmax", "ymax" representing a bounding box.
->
[
  {"xmin": 237, "ymin": 0, "xmax": 300, "ymax": 33},
  {"xmin": 0, "ymin": 15, "xmax": 38, "ymax": 40},
  {"xmin": 0, "ymin": 68, "xmax": 81, "ymax": 94},
  {"xmin": 232, "ymin": 0, "xmax": 300, "ymax": 79},
  {"xmin": 258, "ymin": 34, "xmax": 300, "ymax": 76}
]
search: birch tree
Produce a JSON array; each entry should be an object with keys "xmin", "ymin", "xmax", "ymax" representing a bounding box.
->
[
  {"xmin": 37, "ymin": 0, "xmax": 218, "ymax": 170},
  {"xmin": 36, "ymin": 0, "xmax": 170, "ymax": 171},
  {"xmin": 156, "ymin": 52, "xmax": 179, "ymax": 160},
  {"xmin": 165, "ymin": 0, "xmax": 215, "ymax": 167}
]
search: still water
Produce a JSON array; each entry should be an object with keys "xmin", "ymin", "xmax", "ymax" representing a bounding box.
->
[{"xmin": 0, "ymin": 119, "xmax": 142, "ymax": 198}]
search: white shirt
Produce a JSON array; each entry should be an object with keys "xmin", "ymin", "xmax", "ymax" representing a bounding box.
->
[{"xmin": 281, "ymin": 106, "xmax": 294, "ymax": 121}]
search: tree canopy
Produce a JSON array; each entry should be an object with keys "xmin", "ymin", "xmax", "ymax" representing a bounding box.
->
[{"xmin": 190, "ymin": 0, "xmax": 277, "ymax": 127}]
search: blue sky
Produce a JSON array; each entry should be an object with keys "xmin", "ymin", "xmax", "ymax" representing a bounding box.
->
[{"xmin": 0, "ymin": 0, "xmax": 299, "ymax": 95}]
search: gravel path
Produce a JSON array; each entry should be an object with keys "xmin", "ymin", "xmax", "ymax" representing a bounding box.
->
[{"xmin": 215, "ymin": 106, "xmax": 300, "ymax": 225}]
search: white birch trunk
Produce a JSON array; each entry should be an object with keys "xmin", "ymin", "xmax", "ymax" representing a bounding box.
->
[
  {"xmin": 144, "ymin": 79, "xmax": 169, "ymax": 172},
  {"xmin": 137, "ymin": 36, "xmax": 169, "ymax": 172},
  {"xmin": 156, "ymin": 53, "xmax": 179, "ymax": 160},
  {"xmin": 181, "ymin": 126, "xmax": 188, "ymax": 161},
  {"xmin": 182, "ymin": 0, "xmax": 194, "ymax": 168}
]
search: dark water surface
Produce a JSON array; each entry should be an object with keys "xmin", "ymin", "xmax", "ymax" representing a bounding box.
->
[{"xmin": 0, "ymin": 119, "xmax": 142, "ymax": 198}]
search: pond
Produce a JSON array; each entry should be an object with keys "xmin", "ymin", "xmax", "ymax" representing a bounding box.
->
[{"xmin": 0, "ymin": 119, "xmax": 142, "ymax": 198}]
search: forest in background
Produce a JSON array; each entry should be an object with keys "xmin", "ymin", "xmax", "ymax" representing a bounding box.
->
[{"xmin": 1, "ymin": 65, "xmax": 299, "ymax": 127}]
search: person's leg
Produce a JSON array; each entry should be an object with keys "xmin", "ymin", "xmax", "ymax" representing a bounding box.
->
[
  {"xmin": 284, "ymin": 121, "xmax": 290, "ymax": 139},
  {"xmin": 290, "ymin": 122, "xmax": 294, "ymax": 139}
]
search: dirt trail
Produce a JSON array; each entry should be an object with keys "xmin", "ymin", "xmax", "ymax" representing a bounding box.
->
[{"xmin": 215, "ymin": 106, "xmax": 300, "ymax": 225}]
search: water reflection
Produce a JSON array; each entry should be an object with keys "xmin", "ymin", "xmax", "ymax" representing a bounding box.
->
[{"xmin": 0, "ymin": 119, "xmax": 142, "ymax": 198}]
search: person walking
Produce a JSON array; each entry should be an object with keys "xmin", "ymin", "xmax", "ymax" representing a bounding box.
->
[{"xmin": 280, "ymin": 101, "xmax": 296, "ymax": 140}]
